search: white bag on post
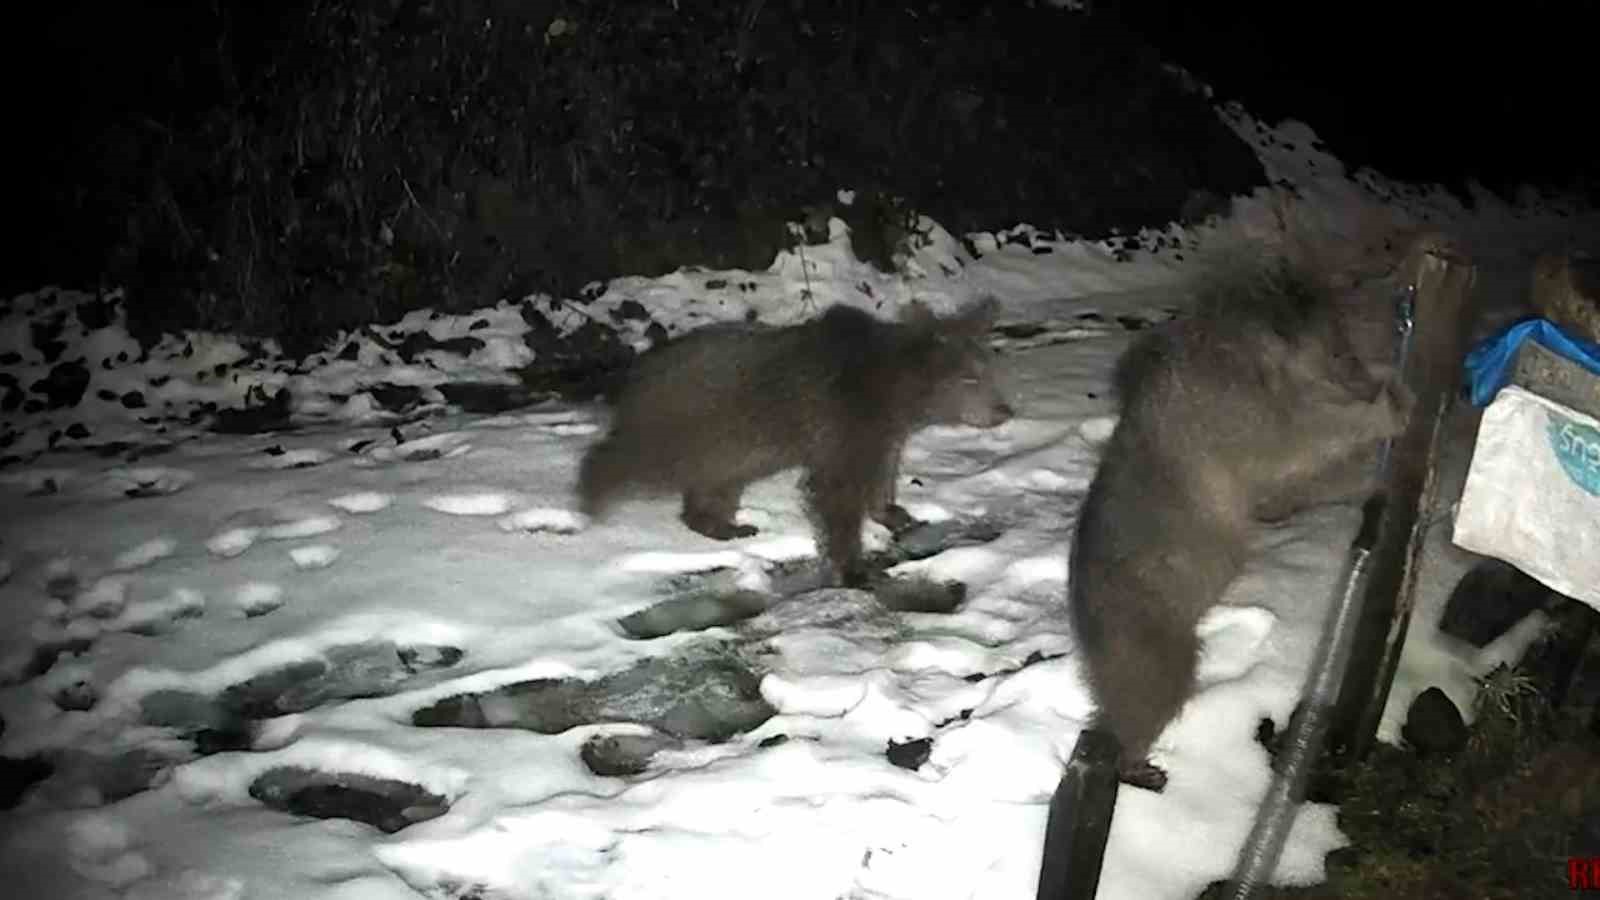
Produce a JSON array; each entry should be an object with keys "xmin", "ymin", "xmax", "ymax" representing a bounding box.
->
[{"xmin": 1453, "ymin": 385, "xmax": 1600, "ymax": 610}]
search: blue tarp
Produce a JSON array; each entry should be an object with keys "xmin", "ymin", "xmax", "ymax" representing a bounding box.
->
[{"xmin": 1463, "ymin": 317, "xmax": 1600, "ymax": 407}]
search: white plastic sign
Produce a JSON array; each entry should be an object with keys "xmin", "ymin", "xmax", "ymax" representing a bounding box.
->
[{"xmin": 1453, "ymin": 385, "xmax": 1600, "ymax": 610}]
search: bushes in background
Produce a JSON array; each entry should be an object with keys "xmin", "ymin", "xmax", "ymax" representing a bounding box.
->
[{"xmin": 61, "ymin": 0, "xmax": 1263, "ymax": 351}]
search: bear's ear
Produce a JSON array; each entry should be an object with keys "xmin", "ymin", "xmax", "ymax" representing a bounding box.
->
[{"xmin": 949, "ymin": 295, "xmax": 1000, "ymax": 335}]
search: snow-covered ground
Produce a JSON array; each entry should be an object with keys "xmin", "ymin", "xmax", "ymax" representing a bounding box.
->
[{"xmin": 2, "ymin": 106, "xmax": 1595, "ymax": 900}]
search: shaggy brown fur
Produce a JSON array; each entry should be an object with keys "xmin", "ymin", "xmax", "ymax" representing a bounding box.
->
[
  {"xmin": 1531, "ymin": 250, "xmax": 1600, "ymax": 342},
  {"xmin": 579, "ymin": 299, "xmax": 1013, "ymax": 585},
  {"xmin": 1069, "ymin": 259, "xmax": 1412, "ymax": 791}
]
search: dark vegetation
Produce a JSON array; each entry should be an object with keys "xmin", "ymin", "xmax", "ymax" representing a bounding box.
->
[
  {"xmin": 12, "ymin": 0, "xmax": 1262, "ymax": 353},
  {"xmin": 1202, "ymin": 612, "xmax": 1600, "ymax": 900}
]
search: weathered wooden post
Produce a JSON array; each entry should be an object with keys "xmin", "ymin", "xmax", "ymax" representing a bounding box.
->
[
  {"xmin": 1328, "ymin": 235, "xmax": 1477, "ymax": 760},
  {"xmin": 1036, "ymin": 728, "xmax": 1120, "ymax": 900}
]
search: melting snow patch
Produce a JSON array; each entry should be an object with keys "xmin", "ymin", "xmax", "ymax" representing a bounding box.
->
[
  {"xmin": 289, "ymin": 545, "xmax": 341, "ymax": 570},
  {"xmin": 1195, "ymin": 605, "xmax": 1278, "ymax": 683},
  {"xmin": 374, "ymin": 811, "xmax": 618, "ymax": 900},
  {"xmin": 125, "ymin": 870, "xmax": 243, "ymax": 900},
  {"xmin": 111, "ymin": 537, "xmax": 178, "ymax": 571},
  {"xmin": 761, "ymin": 672, "xmax": 869, "ymax": 718},
  {"xmin": 497, "ymin": 507, "xmax": 584, "ymax": 534},
  {"xmin": 232, "ymin": 583, "xmax": 286, "ymax": 618},
  {"xmin": 262, "ymin": 515, "xmax": 342, "ymax": 540},
  {"xmin": 891, "ymin": 543, "xmax": 1006, "ymax": 584},
  {"xmin": 544, "ymin": 421, "xmax": 600, "ymax": 436},
  {"xmin": 997, "ymin": 555, "xmax": 1067, "ymax": 588},
  {"xmin": 356, "ymin": 432, "xmax": 473, "ymax": 465},
  {"xmin": 66, "ymin": 814, "xmax": 155, "ymax": 889},
  {"xmin": 1022, "ymin": 467, "xmax": 1076, "ymax": 491},
  {"xmin": 327, "ymin": 491, "xmax": 393, "ymax": 514},
  {"xmin": 1079, "ymin": 414, "xmax": 1117, "ymax": 444},
  {"xmin": 71, "ymin": 576, "xmax": 130, "ymax": 618},
  {"xmin": 206, "ymin": 528, "xmax": 259, "ymax": 558},
  {"xmin": 901, "ymin": 502, "xmax": 955, "ymax": 524},
  {"xmin": 730, "ymin": 534, "xmax": 818, "ymax": 565},
  {"xmin": 109, "ymin": 588, "xmax": 206, "ymax": 635},
  {"xmin": 617, "ymin": 550, "xmax": 753, "ymax": 576},
  {"xmin": 422, "ymin": 492, "xmax": 515, "ymax": 516}
]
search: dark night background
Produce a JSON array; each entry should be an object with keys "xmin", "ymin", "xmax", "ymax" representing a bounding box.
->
[
  {"xmin": 1110, "ymin": 1, "xmax": 1599, "ymax": 196},
  {"xmin": 5, "ymin": 1, "xmax": 1597, "ymax": 332}
]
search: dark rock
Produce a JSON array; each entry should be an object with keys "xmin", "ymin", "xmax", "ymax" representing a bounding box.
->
[
  {"xmin": 141, "ymin": 689, "xmax": 237, "ymax": 731},
  {"xmin": 0, "ymin": 755, "xmax": 54, "ymax": 809},
  {"xmin": 74, "ymin": 296, "xmax": 119, "ymax": 331},
  {"xmin": 1438, "ymin": 559, "xmax": 1552, "ymax": 648},
  {"xmin": 517, "ymin": 308, "xmax": 637, "ymax": 403},
  {"xmin": 399, "ymin": 644, "xmax": 465, "ymax": 672},
  {"xmin": 740, "ymin": 589, "xmax": 907, "ymax": 647},
  {"xmin": 58, "ymin": 747, "xmax": 175, "ymax": 805},
  {"xmin": 212, "ymin": 385, "xmax": 294, "ymax": 435},
  {"xmin": 891, "ymin": 517, "xmax": 1005, "ymax": 563},
  {"xmin": 218, "ymin": 659, "xmax": 332, "ymax": 718},
  {"xmin": 1401, "ymin": 687, "xmax": 1467, "ymax": 755},
  {"xmin": 249, "ymin": 767, "xmax": 449, "ymax": 833},
  {"xmin": 580, "ymin": 730, "xmax": 683, "ymax": 776},
  {"xmin": 45, "ymin": 573, "xmax": 81, "ymax": 600},
  {"xmin": 414, "ymin": 644, "xmax": 774, "ymax": 741},
  {"xmin": 995, "ymin": 323, "xmax": 1047, "ymax": 339},
  {"xmin": 389, "ymin": 331, "xmax": 484, "ymax": 364},
  {"xmin": 617, "ymin": 589, "xmax": 771, "ymax": 640},
  {"xmin": 206, "ymin": 642, "xmax": 467, "ymax": 719},
  {"xmin": 436, "ymin": 382, "xmax": 534, "ymax": 413},
  {"xmin": 612, "ymin": 300, "xmax": 652, "ymax": 322},
  {"xmin": 53, "ymin": 679, "xmax": 97, "ymax": 712},
  {"xmin": 886, "ymin": 737, "xmax": 933, "ymax": 770},
  {"xmin": 369, "ymin": 383, "xmax": 424, "ymax": 412},
  {"xmin": 872, "ymin": 577, "xmax": 965, "ymax": 614},
  {"xmin": 193, "ymin": 723, "xmax": 257, "ymax": 755},
  {"xmin": 30, "ymin": 314, "xmax": 68, "ymax": 363},
  {"xmin": 30, "ymin": 360, "xmax": 92, "ymax": 408}
]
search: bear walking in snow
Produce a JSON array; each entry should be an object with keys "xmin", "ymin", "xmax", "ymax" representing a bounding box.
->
[{"xmin": 579, "ymin": 298, "xmax": 1014, "ymax": 586}]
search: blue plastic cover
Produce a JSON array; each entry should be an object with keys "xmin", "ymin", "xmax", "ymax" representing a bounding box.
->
[{"xmin": 1463, "ymin": 317, "xmax": 1600, "ymax": 407}]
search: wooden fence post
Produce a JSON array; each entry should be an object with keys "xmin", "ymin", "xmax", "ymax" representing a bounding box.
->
[
  {"xmin": 1328, "ymin": 236, "xmax": 1477, "ymax": 760},
  {"xmin": 1036, "ymin": 728, "xmax": 1120, "ymax": 900}
]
